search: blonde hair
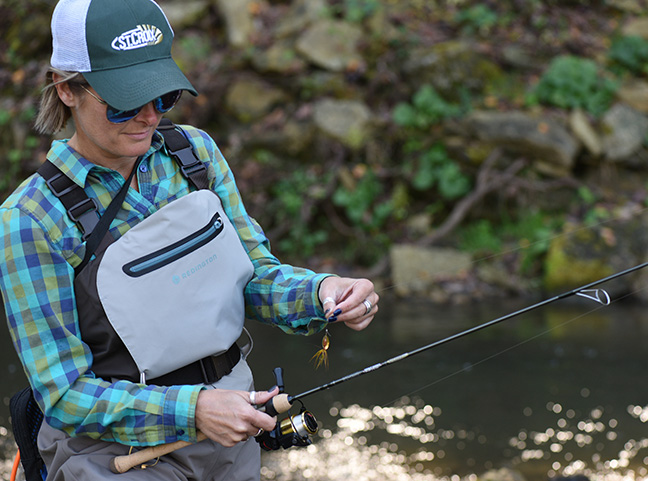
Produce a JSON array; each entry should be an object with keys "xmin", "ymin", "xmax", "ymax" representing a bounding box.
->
[{"xmin": 34, "ymin": 68, "xmax": 86, "ymax": 135}]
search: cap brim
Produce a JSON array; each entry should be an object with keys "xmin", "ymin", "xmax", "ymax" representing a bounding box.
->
[{"xmin": 84, "ymin": 57, "xmax": 198, "ymax": 111}]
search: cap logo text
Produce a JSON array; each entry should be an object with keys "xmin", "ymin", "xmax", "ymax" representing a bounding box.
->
[{"xmin": 111, "ymin": 25, "xmax": 163, "ymax": 51}]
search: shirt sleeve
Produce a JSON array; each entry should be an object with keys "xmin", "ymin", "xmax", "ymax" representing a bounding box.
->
[
  {"xmin": 192, "ymin": 129, "xmax": 334, "ymax": 336},
  {"xmin": 0, "ymin": 206, "xmax": 202, "ymax": 447}
]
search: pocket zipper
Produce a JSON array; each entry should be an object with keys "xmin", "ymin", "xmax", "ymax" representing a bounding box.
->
[{"xmin": 123, "ymin": 213, "xmax": 224, "ymax": 277}]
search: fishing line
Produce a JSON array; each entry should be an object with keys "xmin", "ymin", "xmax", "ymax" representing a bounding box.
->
[
  {"xmin": 379, "ymin": 281, "xmax": 648, "ymax": 407},
  {"xmin": 295, "ymin": 263, "xmax": 648, "ymax": 402}
]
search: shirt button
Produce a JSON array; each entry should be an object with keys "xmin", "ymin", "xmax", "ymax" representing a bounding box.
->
[{"xmin": 139, "ymin": 163, "xmax": 148, "ymax": 173}]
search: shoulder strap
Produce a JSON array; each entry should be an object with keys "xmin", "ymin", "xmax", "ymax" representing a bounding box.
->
[
  {"xmin": 74, "ymin": 159, "xmax": 140, "ymax": 275},
  {"xmin": 39, "ymin": 119, "xmax": 209, "ymax": 273},
  {"xmin": 37, "ymin": 161, "xmax": 99, "ymax": 240},
  {"xmin": 157, "ymin": 118, "xmax": 210, "ymax": 190}
]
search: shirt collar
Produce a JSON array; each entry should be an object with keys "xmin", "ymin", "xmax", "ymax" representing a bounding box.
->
[{"xmin": 47, "ymin": 133, "xmax": 165, "ymax": 188}]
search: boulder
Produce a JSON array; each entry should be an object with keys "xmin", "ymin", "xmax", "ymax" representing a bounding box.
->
[
  {"xmin": 390, "ymin": 244, "xmax": 472, "ymax": 297},
  {"xmin": 296, "ymin": 19, "xmax": 363, "ymax": 72},
  {"xmin": 250, "ymin": 40, "xmax": 307, "ymax": 74},
  {"xmin": 216, "ymin": 0, "xmax": 255, "ymax": 48},
  {"xmin": 569, "ymin": 109, "xmax": 602, "ymax": 158},
  {"xmin": 617, "ymin": 80, "xmax": 648, "ymax": 114},
  {"xmin": 313, "ymin": 98, "xmax": 372, "ymax": 149},
  {"xmin": 225, "ymin": 78, "xmax": 288, "ymax": 122},
  {"xmin": 601, "ymin": 103, "xmax": 648, "ymax": 164},
  {"xmin": 466, "ymin": 111, "xmax": 579, "ymax": 177},
  {"xmin": 621, "ymin": 16, "xmax": 648, "ymax": 37},
  {"xmin": 403, "ymin": 41, "xmax": 506, "ymax": 101}
]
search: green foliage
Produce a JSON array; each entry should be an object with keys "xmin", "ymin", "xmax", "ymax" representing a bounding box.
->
[
  {"xmin": 459, "ymin": 211, "xmax": 562, "ymax": 274},
  {"xmin": 608, "ymin": 35, "xmax": 648, "ymax": 77},
  {"xmin": 529, "ymin": 55, "xmax": 618, "ymax": 116},
  {"xmin": 454, "ymin": 5, "xmax": 500, "ymax": 35},
  {"xmin": 332, "ymin": 170, "xmax": 393, "ymax": 231},
  {"xmin": 458, "ymin": 219, "xmax": 503, "ymax": 255},
  {"xmin": 575, "ymin": 186, "xmax": 613, "ymax": 226},
  {"xmin": 343, "ymin": 0, "xmax": 381, "ymax": 22},
  {"xmin": 272, "ymin": 169, "xmax": 329, "ymax": 257},
  {"xmin": 393, "ymin": 85, "xmax": 463, "ymax": 129},
  {"xmin": 506, "ymin": 211, "xmax": 560, "ymax": 273},
  {"xmin": 393, "ymin": 85, "xmax": 472, "ymax": 233},
  {"xmin": 404, "ymin": 144, "xmax": 471, "ymax": 200},
  {"xmin": 0, "ymin": 106, "xmax": 38, "ymax": 193}
]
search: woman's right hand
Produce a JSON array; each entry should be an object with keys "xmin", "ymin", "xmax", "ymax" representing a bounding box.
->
[{"xmin": 195, "ymin": 387, "xmax": 278, "ymax": 446}]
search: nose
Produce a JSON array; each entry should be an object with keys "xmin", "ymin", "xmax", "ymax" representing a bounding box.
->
[{"xmin": 134, "ymin": 101, "xmax": 160, "ymax": 124}]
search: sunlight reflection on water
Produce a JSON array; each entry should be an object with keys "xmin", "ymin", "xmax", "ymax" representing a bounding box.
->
[
  {"xmin": 262, "ymin": 395, "xmax": 648, "ymax": 481},
  {"xmin": 2, "ymin": 296, "xmax": 648, "ymax": 481}
]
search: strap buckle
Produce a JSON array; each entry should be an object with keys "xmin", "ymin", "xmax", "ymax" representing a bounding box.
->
[
  {"xmin": 45, "ymin": 171, "xmax": 76, "ymax": 197},
  {"xmin": 172, "ymin": 147, "xmax": 208, "ymax": 179}
]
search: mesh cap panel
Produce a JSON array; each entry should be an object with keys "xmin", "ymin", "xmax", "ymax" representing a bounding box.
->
[{"xmin": 51, "ymin": 0, "xmax": 93, "ymax": 72}]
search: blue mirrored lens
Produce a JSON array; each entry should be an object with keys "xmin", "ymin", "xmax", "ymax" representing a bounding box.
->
[{"xmin": 105, "ymin": 91, "xmax": 182, "ymax": 123}]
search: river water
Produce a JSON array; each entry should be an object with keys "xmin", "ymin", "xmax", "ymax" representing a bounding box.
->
[{"xmin": 1, "ymin": 290, "xmax": 648, "ymax": 480}]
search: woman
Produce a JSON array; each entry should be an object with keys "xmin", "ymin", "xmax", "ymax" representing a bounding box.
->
[{"xmin": 0, "ymin": 0, "xmax": 378, "ymax": 479}]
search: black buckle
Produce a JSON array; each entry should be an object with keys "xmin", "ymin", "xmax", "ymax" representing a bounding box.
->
[
  {"xmin": 45, "ymin": 172, "xmax": 76, "ymax": 197},
  {"xmin": 68, "ymin": 198, "xmax": 99, "ymax": 240},
  {"xmin": 68, "ymin": 197, "xmax": 98, "ymax": 223},
  {"xmin": 170, "ymin": 146, "xmax": 207, "ymax": 179}
]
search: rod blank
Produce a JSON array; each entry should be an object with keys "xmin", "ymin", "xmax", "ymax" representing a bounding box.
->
[{"xmin": 292, "ymin": 261, "xmax": 648, "ymax": 401}]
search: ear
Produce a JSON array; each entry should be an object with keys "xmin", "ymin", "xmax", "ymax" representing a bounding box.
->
[{"xmin": 52, "ymin": 73, "xmax": 79, "ymax": 108}]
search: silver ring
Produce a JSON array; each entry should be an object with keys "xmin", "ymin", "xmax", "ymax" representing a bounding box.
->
[
  {"xmin": 363, "ymin": 299, "xmax": 372, "ymax": 315},
  {"xmin": 249, "ymin": 391, "xmax": 256, "ymax": 405},
  {"xmin": 255, "ymin": 428, "xmax": 264, "ymax": 437},
  {"xmin": 323, "ymin": 297, "xmax": 335, "ymax": 305}
]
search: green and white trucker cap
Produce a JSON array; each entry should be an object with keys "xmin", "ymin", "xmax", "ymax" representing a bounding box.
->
[{"xmin": 51, "ymin": 0, "xmax": 197, "ymax": 111}]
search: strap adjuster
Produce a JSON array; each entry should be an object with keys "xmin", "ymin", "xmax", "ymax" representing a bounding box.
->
[
  {"xmin": 167, "ymin": 145, "xmax": 207, "ymax": 179},
  {"xmin": 68, "ymin": 197, "xmax": 98, "ymax": 223},
  {"xmin": 45, "ymin": 171, "xmax": 76, "ymax": 197},
  {"xmin": 68, "ymin": 198, "xmax": 99, "ymax": 241}
]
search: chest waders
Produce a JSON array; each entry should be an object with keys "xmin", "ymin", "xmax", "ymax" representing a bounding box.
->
[{"xmin": 38, "ymin": 119, "xmax": 254, "ymax": 386}]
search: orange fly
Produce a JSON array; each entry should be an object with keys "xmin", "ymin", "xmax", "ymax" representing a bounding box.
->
[{"xmin": 310, "ymin": 329, "xmax": 330, "ymax": 369}]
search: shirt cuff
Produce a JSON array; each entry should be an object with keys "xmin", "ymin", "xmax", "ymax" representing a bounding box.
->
[{"xmin": 163, "ymin": 384, "xmax": 204, "ymax": 443}]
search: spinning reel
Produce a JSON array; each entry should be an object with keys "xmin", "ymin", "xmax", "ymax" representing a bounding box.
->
[{"xmin": 256, "ymin": 367, "xmax": 319, "ymax": 451}]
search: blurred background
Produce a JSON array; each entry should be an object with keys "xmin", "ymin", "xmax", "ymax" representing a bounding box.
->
[{"xmin": 2, "ymin": 0, "xmax": 648, "ymax": 479}]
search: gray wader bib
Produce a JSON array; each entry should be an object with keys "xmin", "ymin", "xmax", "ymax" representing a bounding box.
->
[
  {"xmin": 75, "ymin": 189, "xmax": 254, "ymax": 385},
  {"xmin": 40, "ymin": 189, "xmax": 261, "ymax": 480}
]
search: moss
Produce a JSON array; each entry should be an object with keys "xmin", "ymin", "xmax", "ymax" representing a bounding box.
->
[{"xmin": 543, "ymin": 227, "xmax": 614, "ymax": 291}]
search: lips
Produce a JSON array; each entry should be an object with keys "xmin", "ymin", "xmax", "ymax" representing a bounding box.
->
[{"xmin": 125, "ymin": 130, "xmax": 153, "ymax": 141}]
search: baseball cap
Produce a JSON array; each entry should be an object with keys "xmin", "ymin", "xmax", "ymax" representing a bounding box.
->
[{"xmin": 51, "ymin": 0, "xmax": 198, "ymax": 111}]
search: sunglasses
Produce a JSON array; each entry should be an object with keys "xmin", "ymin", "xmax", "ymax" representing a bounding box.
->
[{"xmin": 79, "ymin": 85, "xmax": 182, "ymax": 123}]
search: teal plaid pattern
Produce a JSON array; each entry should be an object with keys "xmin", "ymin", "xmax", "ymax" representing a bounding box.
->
[{"xmin": 0, "ymin": 125, "xmax": 329, "ymax": 446}]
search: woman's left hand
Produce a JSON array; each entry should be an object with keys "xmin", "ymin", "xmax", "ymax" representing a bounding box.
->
[{"xmin": 319, "ymin": 276, "xmax": 378, "ymax": 331}]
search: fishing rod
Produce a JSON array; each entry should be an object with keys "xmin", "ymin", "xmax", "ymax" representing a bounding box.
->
[
  {"xmin": 290, "ymin": 260, "xmax": 647, "ymax": 401},
  {"xmin": 110, "ymin": 260, "xmax": 648, "ymax": 473}
]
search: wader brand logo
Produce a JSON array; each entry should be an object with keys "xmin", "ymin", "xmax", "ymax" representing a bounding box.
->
[
  {"xmin": 111, "ymin": 25, "xmax": 163, "ymax": 51},
  {"xmin": 171, "ymin": 253, "xmax": 218, "ymax": 285}
]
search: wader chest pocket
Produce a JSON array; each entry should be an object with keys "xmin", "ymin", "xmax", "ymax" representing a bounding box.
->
[
  {"xmin": 94, "ymin": 190, "xmax": 254, "ymax": 381},
  {"xmin": 123, "ymin": 213, "xmax": 224, "ymax": 277}
]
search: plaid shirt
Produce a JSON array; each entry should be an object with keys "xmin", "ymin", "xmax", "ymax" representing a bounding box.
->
[{"xmin": 0, "ymin": 125, "xmax": 329, "ymax": 446}]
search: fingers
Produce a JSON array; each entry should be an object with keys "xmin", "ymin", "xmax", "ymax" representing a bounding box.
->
[
  {"xmin": 247, "ymin": 386, "xmax": 279, "ymax": 407},
  {"xmin": 322, "ymin": 296, "xmax": 340, "ymax": 320},
  {"xmin": 195, "ymin": 389, "xmax": 277, "ymax": 447},
  {"xmin": 319, "ymin": 277, "xmax": 379, "ymax": 331}
]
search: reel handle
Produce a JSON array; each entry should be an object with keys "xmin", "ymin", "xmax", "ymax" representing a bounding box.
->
[
  {"xmin": 273, "ymin": 367, "xmax": 285, "ymax": 393},
  {"xmin": 258, "ymin": 367, "xmax": 292, "ymax": 416}
]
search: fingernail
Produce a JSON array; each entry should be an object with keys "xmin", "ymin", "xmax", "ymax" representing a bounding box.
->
[
  {"xmin": 328, "ymin": 316, "xmax": 338, "ymax": 322},
  {"xmin": 268, "ymin": 385, "xmax": 278, "ymax": 392},
  {"xmin": 333, "ymin": 308, "xmax": 342, "ymax": 316},
  {"xmin": 324, "ymin": 308, "xmax": 330, "ymax": 315}
]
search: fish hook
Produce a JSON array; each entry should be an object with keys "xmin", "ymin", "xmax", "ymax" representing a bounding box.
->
[{"xmin": 575, "ymin": 289, "xmax": 610, "ymax": 305}]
